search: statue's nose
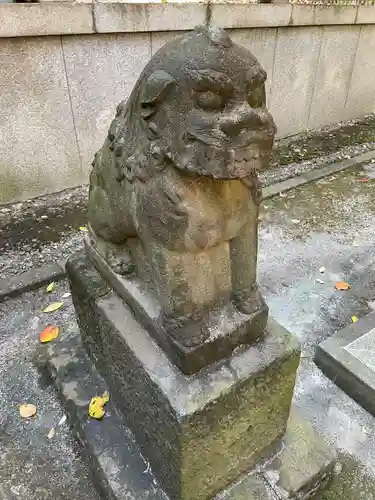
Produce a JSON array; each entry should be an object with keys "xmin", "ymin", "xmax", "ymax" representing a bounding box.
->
[{"xmin": 219, "ymin": 106, "xmax": 275, "ymax": 138}]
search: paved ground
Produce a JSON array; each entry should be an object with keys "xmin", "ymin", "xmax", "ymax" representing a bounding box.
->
[{"xmin": 2, "ymin": 162, "xmax": 375, "ymax": 498}]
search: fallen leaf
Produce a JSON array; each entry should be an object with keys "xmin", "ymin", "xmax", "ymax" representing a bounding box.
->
[
  {"xmin": 61, "ymin": 292, "xmax": 71, "ymax": 299},
  {"xmin": 359, "ymin": 178, "xmax": 369, "ymax": 183},
  {"xmin": 58, "ymin": 415, "xmax": 67, "ymax": 426},
  {"xmin": 46, "ymin": 282, "xmax": 56, "ymax": 293},
  {"xmin": 19, "ymin": 403, "xmax": 37, "ymax": 418},
  {"xmin": 291, "ymin": 219, "xmax": 300, "ymax": 224},
  {"xmin": 79, "ymin": 226, "xmax": 88, "ymax": 232},
  {"xmin": 319, "ymin": 266, "xmax": 326, "ymax": 274},
  {"xmin": 335, "ymin": 282, "xmax": 351, "ymax": 291},
  {"xmin": 316, "ymin": 279, "xmax": 324, "ymax": 285},
  {"xmin": 39, "ymin": 325, "xmax": 59, "ymax": 343},
  {"xmin": 89, "ymin": 391, "xmax": 110, "ymax": 420},
  {"xmin": 47, "ymin": 427, "xmax": 56, "ymax": 439},
  {"xmin": 43, "ymin": 302, "xmax": 64, "ymax": 313},
  {"xmin": 351, "ymin": 316, "xmax": 358, "ymax": 323}
]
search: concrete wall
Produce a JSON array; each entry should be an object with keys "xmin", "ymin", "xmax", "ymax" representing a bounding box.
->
[{"xmin": 1, "ymin": 3, "xmax": 375, "ymax": 204}]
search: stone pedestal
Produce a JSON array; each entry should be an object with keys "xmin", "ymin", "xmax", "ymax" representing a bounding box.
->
[
  {"xmin": 66, "ymin": 252, "xmax": 300, "ymax": 500},
  {"xmin": 37, "ymin": 251, "xmax": 337, "ymax": 500}
]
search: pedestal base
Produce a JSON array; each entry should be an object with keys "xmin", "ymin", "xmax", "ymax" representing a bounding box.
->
[
  {"xmin": 40, "ymin": 326, "xmax": 336, "ymax": 500},
  {"xmin": 315, "ymin": 312, "xmax": 375, "ymax": 416}
]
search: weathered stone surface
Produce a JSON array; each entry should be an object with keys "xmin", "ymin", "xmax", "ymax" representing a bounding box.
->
[
  {"xmin": 86, "ymin": 26, "xmax": 276, "ymax": 371},
  {"xmin": 85, "ymin": 237, "xmax": 268, "ymax": 374},
  {"xmin": 0, "ymin": 3, "xmax": 93, "ymax": 38},
  {"xmin": 66, "ymin": 251, "xmax": 301, "ymax": 500},
  {"xmin": 315, "ymin": 312, "xmax": 375, "ymax": 417},
  {"xmin": 344, "ymin": 25, "xmax": 375, "ymax": 120},
  {"xmin": 210, "ymin": 4, "xmax": 292, "ymax": 29},
  {"xmin": 94, "ymin": 3, "xmax": 207, "ymax": 34},
  {"xmin": 216, "ymin": 472, "xmax": 277, "ymax": 499},
  {"xmin": 0, "ymin": 36, "xmax": 81, "ymax": 204},
  {"xmin": 308, "ymin": 26, "xmax": 359, "ymax": 129},
  {"xmin": 270, "ymin": 26, "xmax": 321, "ymax": 137},
  {"xmin": 262, "ymin": 409, "xmax": 336, "ymax": 499}
]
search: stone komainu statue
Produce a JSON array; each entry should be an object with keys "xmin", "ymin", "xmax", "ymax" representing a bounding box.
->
[{"xmin": 87, "ymin": 26, "xmax": 276, "ymax": 348}]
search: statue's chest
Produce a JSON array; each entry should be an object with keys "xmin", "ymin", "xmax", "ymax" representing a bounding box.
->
[{"xmin": 180, "ymin": 178, "xmax": 252, "ymax": 248}]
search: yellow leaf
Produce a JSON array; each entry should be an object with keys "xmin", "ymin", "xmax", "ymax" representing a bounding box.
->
[
  {"xmin": 79, "ymin": 226, "xmax": 88, "ymax": 232},
  {"xmin": 335, "ymin": 282, "xmax": 351, "ymax": 291},
  {"xmin": 46, "ymin": 282, "xmax": 56, "ymax": 293},
  {"xmin": 43, "ymin": 302, "xmax": 64, "ymax": 313},
  {"xmin": 40, "ymin": 325, "xmax": 59, "ymax": 343},
  {"xmin": 351, "ymin": 316, "xmax": 358, "ymax": 323},
  {"xmin": 89, "ymin": 391, "xmax": 110, "ymax": 420},
  {"xmin": 19, "ymin": 403, "xmax": 37, "ymax": 418}
]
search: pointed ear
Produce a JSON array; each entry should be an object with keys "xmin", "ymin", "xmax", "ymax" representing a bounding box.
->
[{"xmin": 140, "ymin": 70, "xmax": 175, "ymax": 119}]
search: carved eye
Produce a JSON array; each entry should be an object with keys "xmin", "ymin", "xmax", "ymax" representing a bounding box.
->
[
  {"xmin": 195, "ymin": 91, "xmax": 225, "ymax": 111},
  {"xmin": 247, "ymin": 85, "xmax": 265, "ymax": 109}
]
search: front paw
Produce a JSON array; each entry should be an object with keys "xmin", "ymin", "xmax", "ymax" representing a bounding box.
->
[
  {"xmin": 108, "ymin": 250, "xmax": 135, "ymax": 276},
  {"xmin": 234, "ymin": 288, "xmax": 267, "ymax": 315}
]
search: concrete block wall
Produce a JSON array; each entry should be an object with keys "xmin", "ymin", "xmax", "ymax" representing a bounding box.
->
[{"xmin": 1, "ymin": 2, "xmax": 375, "ymax": 204}]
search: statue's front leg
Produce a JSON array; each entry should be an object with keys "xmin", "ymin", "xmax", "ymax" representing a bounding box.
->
[
  {"xmin": 87, "ymin": 179, "xmax": 135, "ymax": 276},
  {"xmin": 230, "ymin": 176, "xmax": 267, "ymax": 315}
]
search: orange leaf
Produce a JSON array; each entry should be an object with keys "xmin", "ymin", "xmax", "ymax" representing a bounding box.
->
[
  {"xmin": 40, "ymin": 325, "xmax": 59, "ymax": 343},
  {"xmin": 335, "ymin": 282, "xmax": 351, "ymax": 291}
]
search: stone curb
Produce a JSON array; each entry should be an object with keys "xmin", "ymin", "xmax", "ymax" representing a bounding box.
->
[
  {"xmin": 263, "ymin": 149, "xmax": 375, "ymax": 200},
  {"xmin": 1, "ymin": 4, "xmax": 374, "ymax": 39},
  {"xmin": 1, "ymin": 148, "xmax": 375, "ymax": 302},
  {"xmin": 0, "ymin": 260, "xmax": 66, "ymax": 302}
]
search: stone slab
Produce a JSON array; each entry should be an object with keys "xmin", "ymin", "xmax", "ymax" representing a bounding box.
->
[
  {"xmin": 0, "ymin": 262, "xmax": 65, "ymax": 302},
  {"xmin": 262, "ymin": 409, "xmax": 336, "ymax": 499},
  {"xmin": 42, "ymin": 319, "xmax": 334, "ymax": 500},
  {"xmin": 210, "ymin": 4, "xmax": 292, "ymax": 29},
  {"xmin": 344, "ymin": 25, "xmax": 375, "ymax": 120},
  {"xmin": 85, "ymin": 238, "xmax": 268, "ymax": 375},
  {"xmin": 66, "ymin": 251, "xmax": 301, "ymax": 500},
  {"xmin": 94, "ymin": 3, "xmax": 206, "ymax": 34},
  {"xmin": 308, "ymin": 26, "xmax": 360, "ymax": 130},
  {"xmin": 0, "ymin": 3, "xmax": 93, "ymax": 38},
  {"xmin": 3, "ymin": 5, "xmax": 375, "ymax": 40},
  {"xmin": 0, "ymin": 36, "xmax": 82, "ymax": 204},
  {"xmin": 270, "ymin": 26, "xmax": 321, "ymax": 137},
  {"xmin": 315, "ymin": 312, "xmax": 375, "ymax": 417}
]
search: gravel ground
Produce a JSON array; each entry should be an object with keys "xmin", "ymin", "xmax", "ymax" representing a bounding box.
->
[{"xmin": 0, "ymin": 282, "xmax": 101, "ymax": 500}]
